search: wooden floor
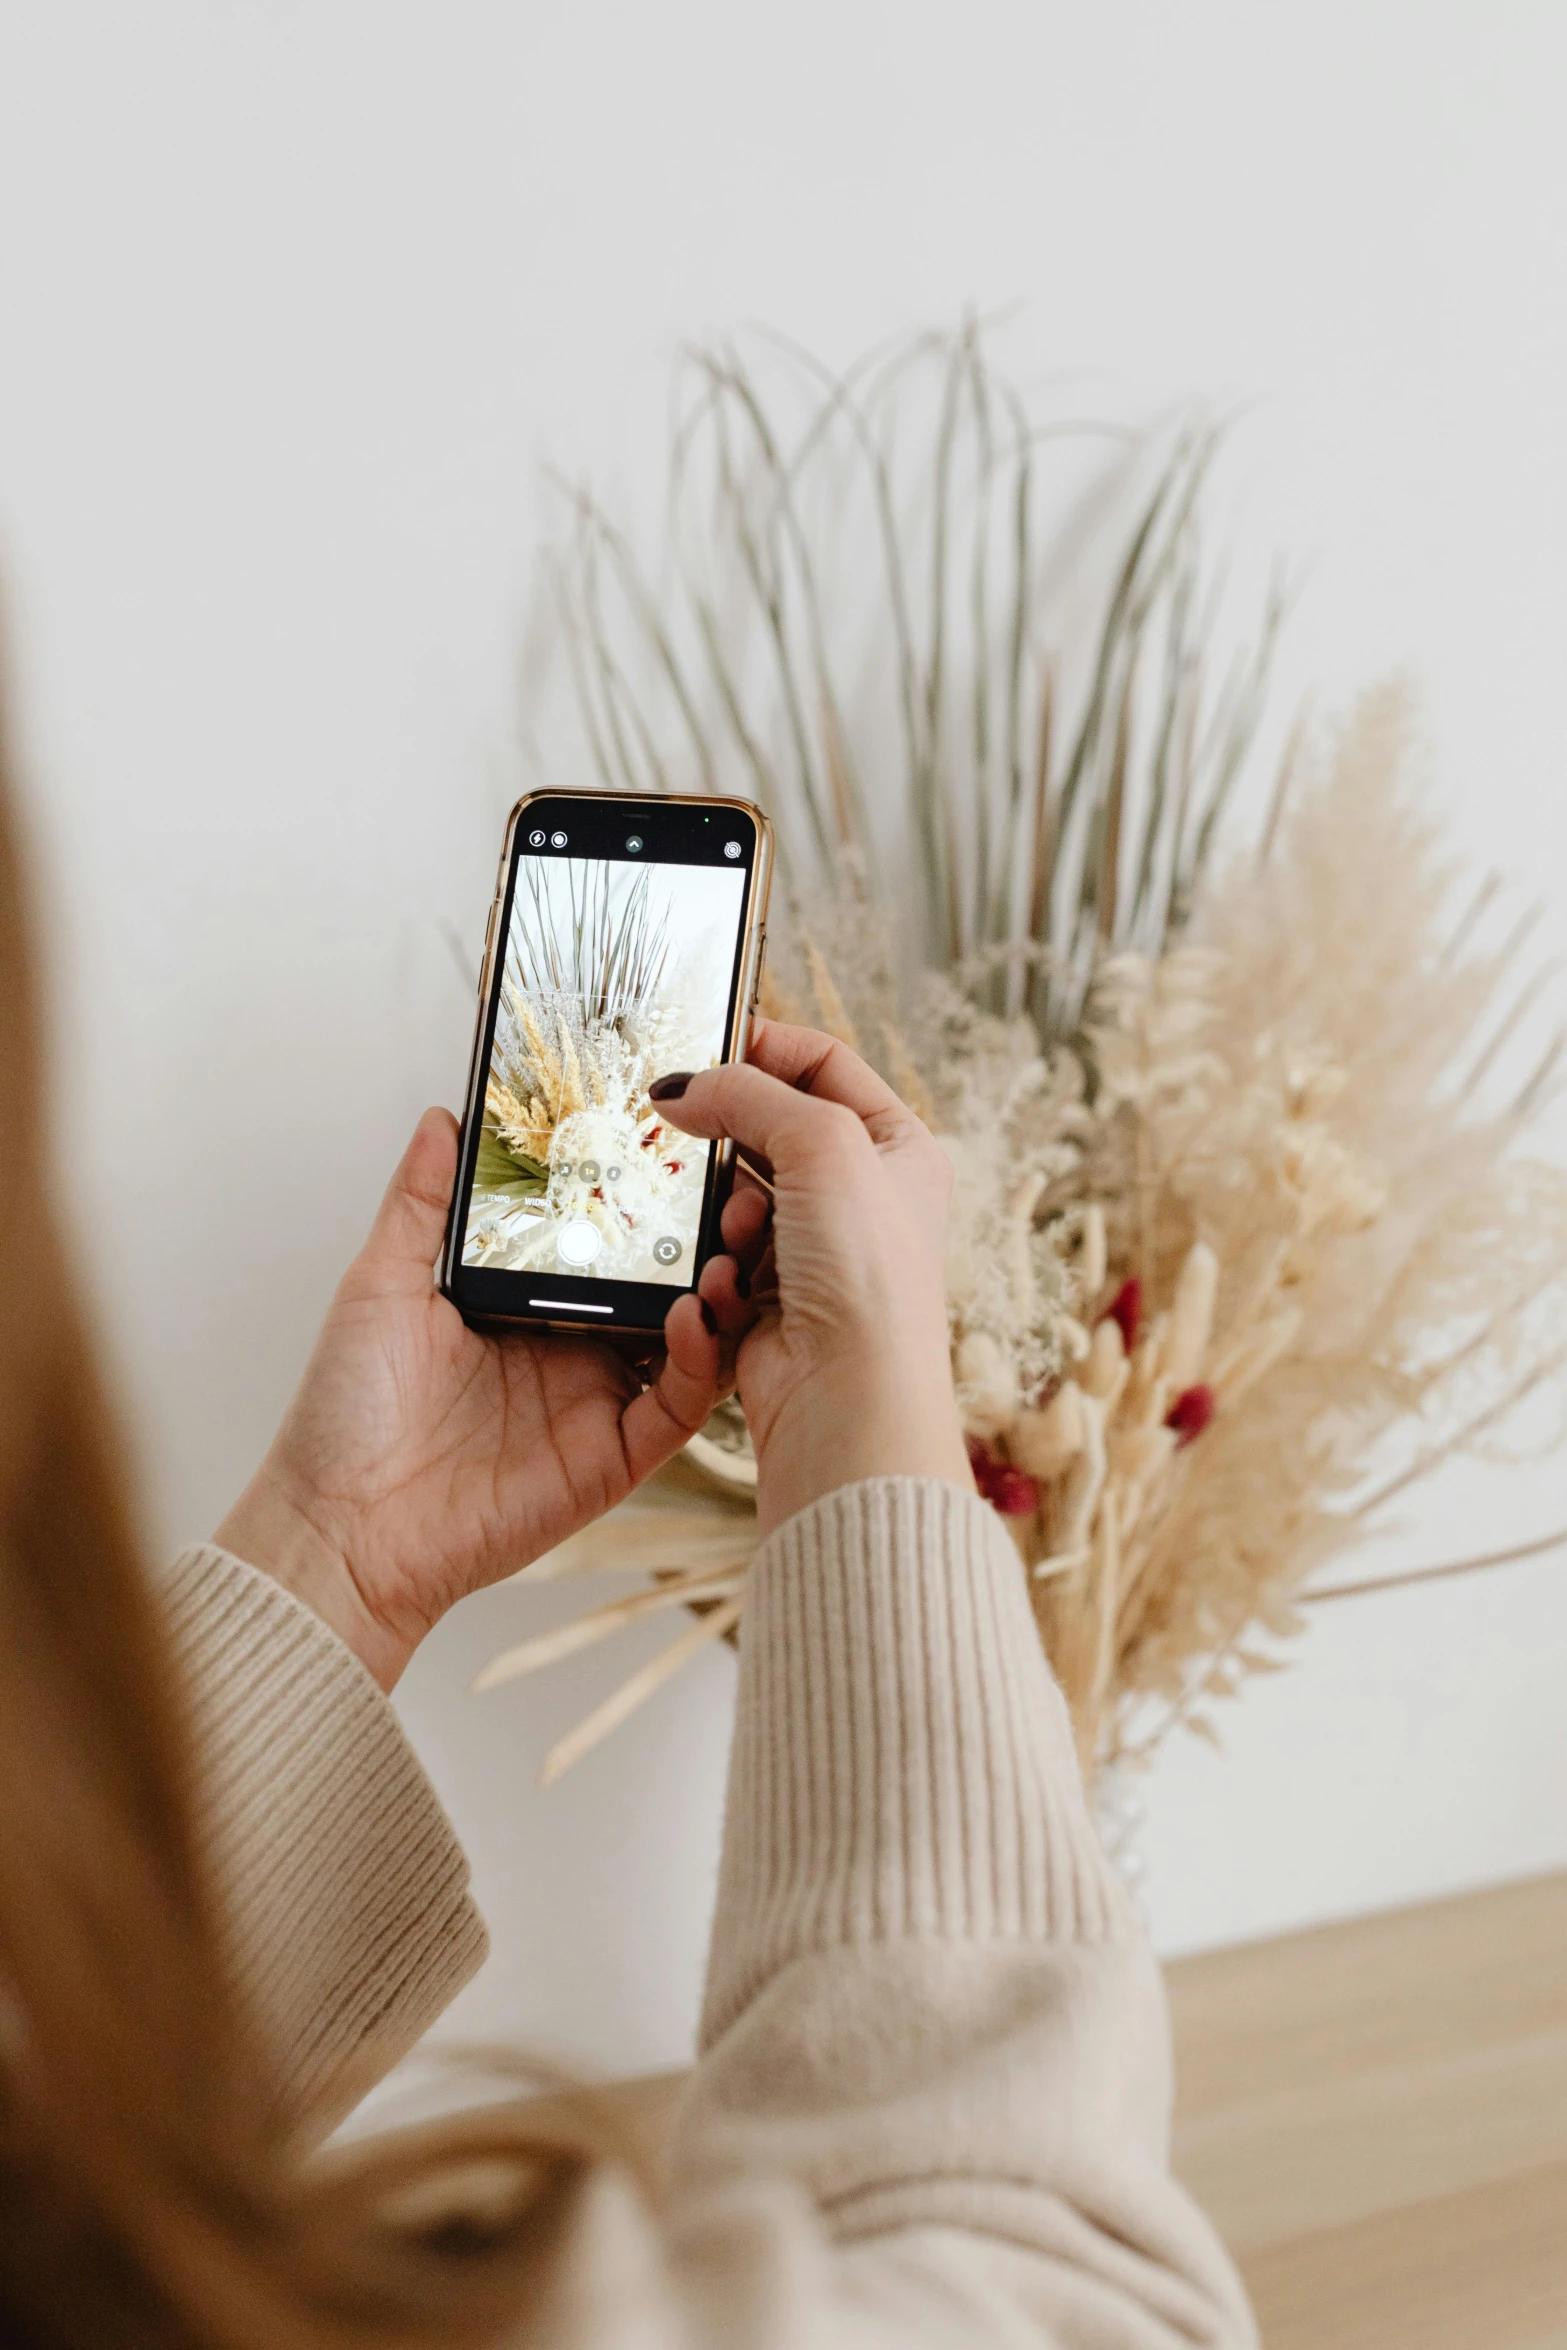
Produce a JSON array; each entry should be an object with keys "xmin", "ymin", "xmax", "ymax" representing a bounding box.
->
[
  {"xmin": 590, "ymin": 1871, "xmax": 1567, "ymax": 2347},
  {"xmin": 1166, "ymin": 1870, "xmax": 1567, "ymax": 2350}
]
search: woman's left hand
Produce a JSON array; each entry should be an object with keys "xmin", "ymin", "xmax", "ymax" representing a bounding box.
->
[{"xmin": 213, "ymin": 1108, "xmax": 723, "ymax": 1689}]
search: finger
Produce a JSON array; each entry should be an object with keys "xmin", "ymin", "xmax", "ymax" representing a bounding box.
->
[
  {"xmin": 698, "ymin": 1251, "xmax": 757, "ymax": 1340},
  {"xmin": 744, "ymin": 1233, "xmax": 779, "ymax": 1303},
  {"xmin": 720, "ymin": 1181, "xmax": 772, "ymax": 1259},
  {"xmin": 619, "ymin": 1292, "xmax": 722, "ymax": 1487},
  {"xmin": 650, "ymin": 1049, "xmax": 910, "ymax": 1175},
  {"xmin": 745, "ymin": 1020, "xmax": 914, "ymax": 1132},
  {"xmin": 360, "ymin": 1108, "xmax": 459, "ymax": 1290}
]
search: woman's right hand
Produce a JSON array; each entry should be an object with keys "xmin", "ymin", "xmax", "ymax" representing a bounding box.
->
[{"xmin": 651, "ymin": 1022, "xmax": 973, "ymax": 1539}]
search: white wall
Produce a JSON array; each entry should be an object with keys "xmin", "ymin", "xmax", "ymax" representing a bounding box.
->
[{"xmin": 3, "ymin": 0, "xmax": 1566, "ymax": 2077}]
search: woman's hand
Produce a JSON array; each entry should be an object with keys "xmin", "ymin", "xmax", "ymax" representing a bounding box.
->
[
  {"xmin": 213, "ymin": 1109, "xmax": 721, "ymax": 1689},
  {"xmin": 661, "ymin": 1022, "xmax": 973, "ymax": 1539}
]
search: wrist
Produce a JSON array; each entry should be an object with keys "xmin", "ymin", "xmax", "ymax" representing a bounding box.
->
[
  {"xmin": 750, "ymin": 1360, "xmax": 974, "ymax": 1541},
  {"xmin": 212, "ymin": 1469, "xmax": 413, "ymax": 1692}
]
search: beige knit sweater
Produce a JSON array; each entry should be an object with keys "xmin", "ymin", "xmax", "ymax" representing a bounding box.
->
[{"xmin": 165, "ymin": 1476, "xmax": 1257, "ymax": 2348}]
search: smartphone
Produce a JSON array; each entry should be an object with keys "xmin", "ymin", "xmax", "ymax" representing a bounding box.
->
[{"xmin": 441, "ymin": 789, "xmax": 773, "ymax": 1338}]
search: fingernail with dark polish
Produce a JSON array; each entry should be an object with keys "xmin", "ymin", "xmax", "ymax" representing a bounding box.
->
[
  {"xmin": 699, "ymin": 1298, "xmax": 718, "ymax": 1335},
  {"xmin": 649, "ymin": 1072, "xmax": 692, "ymax": 1101}
]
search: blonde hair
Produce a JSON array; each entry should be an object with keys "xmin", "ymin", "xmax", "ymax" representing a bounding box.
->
[{"xmin": 0, "ymin": 665, "xmax": 600, "ymax": 2347}]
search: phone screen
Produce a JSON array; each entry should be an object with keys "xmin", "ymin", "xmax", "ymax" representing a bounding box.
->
[{"xmin": 446, "ymin": 795, "xmax": 762, "ymax": 1329}]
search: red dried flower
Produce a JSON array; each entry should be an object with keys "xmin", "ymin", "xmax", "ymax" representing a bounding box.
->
[
  {"xmin": 1165, "ymin": 1383, "xmax": 1217, "ymax": 1446},
  {"xmin": 1105, "ymin": 1275, "xmax": 1142, "ymax": 1353},
  {"xmin": 989, "ymin": 1467, "xmax": 1041, "ymax": 1516},
  {"xmin": 965, "ymin": 1435, "xmax": 1040, "ymax": 1517}
]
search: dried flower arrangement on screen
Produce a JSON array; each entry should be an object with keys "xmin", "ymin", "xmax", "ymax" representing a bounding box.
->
[
  {"xmin": 465, "ymin": 859, "xmax": 727, "ymax": 1280},
  {"xmin": 479, "ymin": 328, "xmax": 1567, "ymax": 1781}
]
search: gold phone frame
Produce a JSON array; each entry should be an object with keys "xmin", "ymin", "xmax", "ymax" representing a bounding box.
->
[{"xmin": 441, "ymin": 786, "xmax": 774, "ymax": 1336}]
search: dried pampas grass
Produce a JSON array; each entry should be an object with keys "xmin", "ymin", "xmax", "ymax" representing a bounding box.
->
[{"xmin": 1038, "ymin": 685, "xmax": 1567, "ymax": 1760}]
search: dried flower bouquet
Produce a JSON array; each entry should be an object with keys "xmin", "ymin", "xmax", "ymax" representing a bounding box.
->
[{"xmin": 480, "ymin": 329, "xmax": 1567, "ymax": 1782}]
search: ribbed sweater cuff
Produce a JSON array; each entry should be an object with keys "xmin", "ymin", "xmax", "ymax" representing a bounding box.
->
[
  {"xmin": 161, "ymin": 1544, "xmax": 488, "ymax": 2124},
  {"xmin": 700, "ymin": 1477, "xmax": 1130, "ymax": 2047}
]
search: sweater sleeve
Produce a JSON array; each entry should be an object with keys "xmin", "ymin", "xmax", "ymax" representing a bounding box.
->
[
  {"xmin": 160, "ymin": 1543, "xmax": 488, "ymax": 2129},
  {"xmin": 665, "ymin": 1478, "xmax": 1257, "ymax": 2349}
]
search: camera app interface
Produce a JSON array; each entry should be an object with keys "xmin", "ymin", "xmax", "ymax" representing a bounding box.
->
[{"xmin": 461, "ymin": 841, "xmax": 747, "ymax": 1287}]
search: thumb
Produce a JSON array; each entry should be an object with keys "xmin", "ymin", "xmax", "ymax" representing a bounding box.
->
[
  {"xmin": 650, "ymin": 1060, "xmax": 853, "ymax": 1177},
  {"xmin": 361, "ymin": 1108, "xmax": 459, "ymax": 1286},
  {"xmin": 651, "ymin": 1027, "xmax": 917, "ymax": 1168}
]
